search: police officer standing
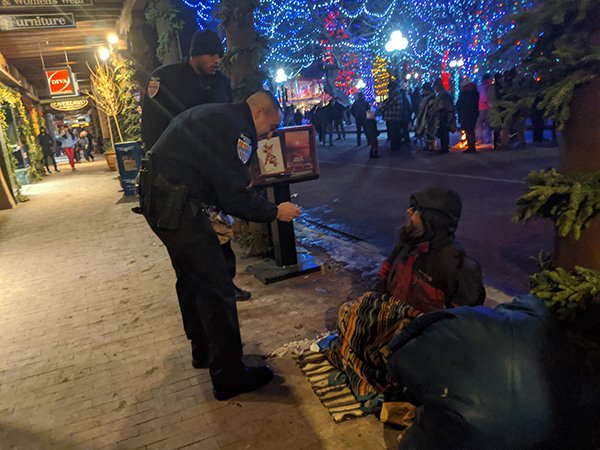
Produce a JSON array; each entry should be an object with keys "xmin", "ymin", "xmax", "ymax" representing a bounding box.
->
[
  {"xmin": 142, "ymin": 29, "xmax": 251, "ymax": 302},
  {"xmin": 140, "ymin": 91, "xmax": 301, "ymax": 400},
  {"xmin": 141, "ymin": 29, "xmax": 232, "ymax": 151}
]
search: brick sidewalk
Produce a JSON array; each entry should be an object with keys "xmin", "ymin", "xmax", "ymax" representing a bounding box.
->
[{"xmin": 0, "ymin": 160, "xmax": 398, "ymax": 449}]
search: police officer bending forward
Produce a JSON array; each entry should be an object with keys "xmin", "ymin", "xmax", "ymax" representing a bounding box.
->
[{"xmin": 140, "ymin": 91, "xmax": 300, "ymax": 400}]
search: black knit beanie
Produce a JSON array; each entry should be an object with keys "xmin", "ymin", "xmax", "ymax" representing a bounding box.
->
[{"xmin": 190, "ymin": 30, "xmax": 224, "ymax": 57}]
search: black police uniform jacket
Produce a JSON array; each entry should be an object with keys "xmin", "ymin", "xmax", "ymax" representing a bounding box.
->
[
  {"xmin": 148, "ymin": 102, "xmax": 278, "ymax": 224},
  {"xmin": 141, "ymin": 59, "xmax": 233, "ymax": 151}
]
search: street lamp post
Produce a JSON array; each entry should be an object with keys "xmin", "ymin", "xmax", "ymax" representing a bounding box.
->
[
  {"xmin": 449, "ymin": 57, "xmax": 464, "ymax": 100},
  {"xmin": 385, "ymin": 30, "xmax": 408, "ymax": 82},
  {"xmin": 275, "ymin": 68, "xmax": 288, "ymax": 107}
]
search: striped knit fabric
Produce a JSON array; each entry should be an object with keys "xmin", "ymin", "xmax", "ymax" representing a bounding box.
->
[{"xmin": 297, "ymin": 291, "xmax": 421, "ymax": 422}]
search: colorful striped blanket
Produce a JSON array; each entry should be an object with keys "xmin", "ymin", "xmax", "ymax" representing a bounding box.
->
[{"xmin": 297, "ymin": 291, "xmax": 421, "ymax": 421}]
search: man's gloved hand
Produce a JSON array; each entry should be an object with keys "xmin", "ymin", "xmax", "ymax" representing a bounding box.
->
[{"xmin": 276, "ymin": 202, "xmax": 302, "ymax": 222}]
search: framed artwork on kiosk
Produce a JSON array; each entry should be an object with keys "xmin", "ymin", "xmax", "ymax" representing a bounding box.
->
[{"xmin": 249, "ymin": 125, "xmax": 319, "ymax": 187}]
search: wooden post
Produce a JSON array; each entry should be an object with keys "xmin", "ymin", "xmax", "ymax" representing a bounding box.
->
[{"xmin": 555, "ymin": 78, "xmax": 600, "ymax": 271}]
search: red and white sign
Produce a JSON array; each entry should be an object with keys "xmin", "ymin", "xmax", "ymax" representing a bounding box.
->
[{"xmin": 46, "ymin": 68, "xmax": 75, "ymax": 96}]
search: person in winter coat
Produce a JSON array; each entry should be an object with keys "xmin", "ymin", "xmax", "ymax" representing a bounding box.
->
[
  {"xmin": 456, "ymin": 77, "xmax": 480, "ymax": 153},
  {"xmin": 321, "ymin": 187, "xmax": 485, "ymax": 411},
  {"xmin": 331, "ymin": 98, "xmax": 346, "ymax": 141},
  {"xmin": 364, "ymin": 110, "xmax": 380, "ymax": 159},
  {"xmin": 351, "ymin": 92, "xmax": 369, "ymax": 146},
  {"xmin": 59, "ymin": 125, "xmax": 78, "ymax": 171},
  {"xmin": 432, "ymin": 78, "xmax": 455, "ymax": 153},
  {"xmin": 373, "ymin": 186, "xmax": 485, "ymax": 312},
  {"xmin": 38, "ymin": 127, "xmax": 59, "ymax": 174},
  {"xmin": 477, "ymin": 74, "xmax": 493, "ymax": 144},
  {"xmin": 379, "ymin": 82, "xmax": 412, "ymax": 151},
  {"xmin": 415, "ymin": 82, "xmax": 437, "ymax": 151}
]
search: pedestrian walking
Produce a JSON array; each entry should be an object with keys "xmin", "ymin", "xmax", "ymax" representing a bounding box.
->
[
  {"xmin": 351, "ymin": 92, "xmax": 369, "ymax": 146},
  {"xmin": 59, "ymin": 125, "xmax": 77, "ymax": 171},
  {"xmin": 364, "ymin": 110, "xmax": 380, "ymax": 159},
  {"xmin": 38, "ymin": 127, "xmax": 59, "ymax": 173},
  {"xmin": 331, "ymin": 97, "xmax": 346, "ymax": 141}
]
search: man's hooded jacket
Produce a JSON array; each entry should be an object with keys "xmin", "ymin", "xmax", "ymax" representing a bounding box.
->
[{"xmin": 374, "ymin": 187, "xmax": 485, "ymax": 312}]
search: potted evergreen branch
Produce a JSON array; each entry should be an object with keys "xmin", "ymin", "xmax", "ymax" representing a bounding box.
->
[{"xmin": 498, "ymin": 1, "xmax": 600, "ymax": 440}]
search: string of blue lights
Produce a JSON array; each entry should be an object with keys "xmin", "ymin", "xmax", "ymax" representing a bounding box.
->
[{"xmin": 181, "ymin": 0, "xmax": 534, "ymax": 86}]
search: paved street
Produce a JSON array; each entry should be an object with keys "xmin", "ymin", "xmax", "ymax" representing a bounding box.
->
[{"xmin": 292, "ymin": 135, "xmax": 558, "ymax": 293}]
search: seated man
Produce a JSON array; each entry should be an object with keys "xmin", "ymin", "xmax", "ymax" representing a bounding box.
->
[
  {"xmin": 373, "ymin": 186, "xmax": 485, "ymax": 312},
  {"xmin": 325, "ymin": 186, "xmax": 485, "ymax": 408}
]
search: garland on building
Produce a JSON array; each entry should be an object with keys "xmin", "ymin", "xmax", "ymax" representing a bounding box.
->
[{"xmin": 0, "ymin": 82, "xmax": 44, "ymax": 186}]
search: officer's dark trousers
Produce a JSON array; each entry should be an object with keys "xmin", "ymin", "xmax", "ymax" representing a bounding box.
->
[
  {"xmin": 147, "ymin": 206, "xmax": 244, "ymax": 386},
  {"xmin": 221, "ymin": 241, "xmax": 236, "ymax": 278}
]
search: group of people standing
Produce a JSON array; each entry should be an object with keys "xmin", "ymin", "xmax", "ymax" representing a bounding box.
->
[
  {"xmin": 37, "ymin": 125, "xmax": 96, "ymax": 173},
  {"xmin": 310, "ymin": 98, "xmax": 349, "ymax": 147}
]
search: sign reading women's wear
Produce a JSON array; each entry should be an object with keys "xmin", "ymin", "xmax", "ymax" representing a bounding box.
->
[
  {"xmin": 250, "ymin": 125, "xmax": 319, "ymax": 187},
  {"xmin": 0, "ymin": 0, "xmax": 93, "ymax": 6}
]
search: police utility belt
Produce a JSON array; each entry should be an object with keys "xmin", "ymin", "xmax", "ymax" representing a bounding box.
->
[{"xmin": 136, "ymin": 159, "xmax": 217, "ymax": 231}]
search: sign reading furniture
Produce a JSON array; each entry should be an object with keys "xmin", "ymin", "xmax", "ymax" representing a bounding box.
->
[
  {"xmin": 0, "ymin": 0, "xmax": 93, "ymax": 6},
  {"xmin": 0, "ymin": 13, "xmax": 75, "ymax": 30},
  {"xmin": 46, "ymin": 68, "xmax": 76, "ymax": 96}
]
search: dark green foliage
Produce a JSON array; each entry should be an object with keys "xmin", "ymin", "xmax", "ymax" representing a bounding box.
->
[
  {"xmin": 513, "ymin": 169, "xmax": 600, "ymax": 240},
  {"xmin": 530, "ymin": 265, "xmax": 600, "ymax": 320},
  {"xmin": 493, "ymin": 0, "xmax": 600, "ymax": 129}
]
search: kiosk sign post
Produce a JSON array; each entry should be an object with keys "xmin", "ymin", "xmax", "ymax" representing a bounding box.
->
[{"xmin": 247, "ymin": 124, "xmax": 321, "ymax": 284}]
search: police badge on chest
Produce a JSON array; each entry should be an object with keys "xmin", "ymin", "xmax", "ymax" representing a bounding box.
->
[{"xmin": 237, "ymin": 133, "xmax": 253, "ymax": 164}]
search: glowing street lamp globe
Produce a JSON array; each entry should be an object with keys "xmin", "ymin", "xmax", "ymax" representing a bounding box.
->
[
  {"xmin": 275, "ymin": 68, "xmax": 288, "ymax": 83},
  {"xmin": 356, "ymin": 79, "xmax": 366, "ymax": 89},
  {"xmin": 385, "ymin": 30, "xmax": 408, "ymax": 52}
]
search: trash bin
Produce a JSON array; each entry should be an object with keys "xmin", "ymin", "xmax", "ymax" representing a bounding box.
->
[{"xmin": 114, "ymin": 141, "xmax": 143, "ymax": 195}]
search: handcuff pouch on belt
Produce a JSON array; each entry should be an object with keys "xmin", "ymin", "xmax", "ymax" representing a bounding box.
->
[{"xmin": 152, "ymin": 174, "xmax": 190, "ymax": 231}]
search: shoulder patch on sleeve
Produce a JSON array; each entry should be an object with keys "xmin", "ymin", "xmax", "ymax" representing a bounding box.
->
[
  {"xmin": 147, "ymin": 77, "xmax": 160, "ymax": 98},
  {"xmin": 237, "ymin": 133, "xmax": 253, "ymax": 164}
]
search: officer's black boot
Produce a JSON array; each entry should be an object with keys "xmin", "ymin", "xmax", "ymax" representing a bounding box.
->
[
  {"xmin": 212, "ymin": 365, "xmax": 274, "ymax": 401},
  {"xmin": 233, "ymin": 285, "xmax": 252, "ymax": 301},
  {"xmin": 191, "ymin": 340, "xmax": 209, "ymax": 369}
]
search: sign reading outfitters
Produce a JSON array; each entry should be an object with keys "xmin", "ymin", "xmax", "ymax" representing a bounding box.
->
[
  {"xmin": 46, "ymin": 68, "xmax": 75, "ymax": 96},
  {"xmin": 0, "ymin": 13, "xmax": 75, "ymax": 30}
]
